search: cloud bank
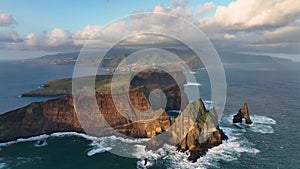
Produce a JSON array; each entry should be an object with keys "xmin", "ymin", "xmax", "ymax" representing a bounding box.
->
[{"xmin": 1, "ymin": 0, "xmax": 299, "ymax": 55}]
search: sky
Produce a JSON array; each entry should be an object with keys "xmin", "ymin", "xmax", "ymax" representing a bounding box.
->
[{"xmin": 0, "ymin": 0, "xmax": 299, "ymax": 60}]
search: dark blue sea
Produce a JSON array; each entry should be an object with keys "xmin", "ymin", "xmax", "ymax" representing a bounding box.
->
[{"xmin": 0, "ymin": 58, "xmax": 299, "ymax": 169}]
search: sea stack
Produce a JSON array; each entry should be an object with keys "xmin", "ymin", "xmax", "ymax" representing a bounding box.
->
[
  {"xmin": 233, "ymin": 103, "xmax": 253, "ymax": 124},
  {"xmin": 176, "ymin": 100, "xmax": 228, "ymax": 162}
]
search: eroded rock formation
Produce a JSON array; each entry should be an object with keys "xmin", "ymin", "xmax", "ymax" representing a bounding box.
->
[
  {"xmin": 233, "ymin": 103, "xmax": 253, "ymax": 124},
  {"xmin": 176, "ymin": 99, "xmax": 228, "ymax": 162}
]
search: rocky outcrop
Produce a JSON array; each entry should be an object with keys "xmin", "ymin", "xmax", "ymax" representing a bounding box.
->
[
  {"xmin": 176, "ymin": 99, "xmax": 228, "ymax": 162},
  {"xmin": 233, "ymin": 103, "xmax": 252, "ymax": 124}
]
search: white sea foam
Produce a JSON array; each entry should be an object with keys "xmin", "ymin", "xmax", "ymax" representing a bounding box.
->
[
  {"xmin": 0, "ymin": 132, "xmax": 149, "ymax": 148},
  {"xmin": 134, "ymin": 125, "xmax": 261, "ymax": 169},
  {"xmin": 0, "ymin": 156, "xmax": 5, "ymax": 169},
  {"xmin": 251, "ymin": 115, "xmax": 276, "ymax": 125},
  {"xmin": 225, "ymin": 114, "xmax": 276, "ymax": 134},
  {"xmin": 0, "ymin": 163, "xmax": 6, "ymax": 169},
  {"xmin": 203, "ymin": 100, "xmax": 214, "ymax": 110},
  {"xmin": 85, "ymin": 135, "xmax": 149, "ymax": 157},
  {"xmin": 249, "ymin": 124, "xmax": 274, "ymax": 134},
  {"xmin": 184, "ymin": 82, "xmax": 201, "ymax": 86},
  {"xmin": 248, "ymin": 115, "xmax": 276, "ymax": 134},
  {"xmin": 0, "ymin": 134, "xmax": 49, "ymax": 147},
  {"xmin": 34, "ymin": 140, "xmax": 48, "ymax": 147},
  {"xmin": 87, "ymin": 141, "xmax": 112, "ymax": 157}
]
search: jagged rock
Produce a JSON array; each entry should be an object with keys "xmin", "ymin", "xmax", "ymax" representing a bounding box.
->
[
  {"xmin": 233, "ymin": 103, "xmax": 253, "ymax": 124},
  {"xmin": 176, "ymin": 99, "xmax": 228, "ymax": 163}
]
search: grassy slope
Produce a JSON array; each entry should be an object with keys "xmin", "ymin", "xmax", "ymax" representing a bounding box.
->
[{"xmin": 22, "ymin": 71, "xmax": 176, "ymax": 97}]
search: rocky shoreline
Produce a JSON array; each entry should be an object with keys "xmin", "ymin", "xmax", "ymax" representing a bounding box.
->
[{"xmin": 0, "ymin": 71, "xmax": 228, "ymax": 162}]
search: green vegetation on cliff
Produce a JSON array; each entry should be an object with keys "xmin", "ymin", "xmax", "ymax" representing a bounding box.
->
[{"xmin": 22, "ymin": 70, "xmax": 185, "ymax": 97}]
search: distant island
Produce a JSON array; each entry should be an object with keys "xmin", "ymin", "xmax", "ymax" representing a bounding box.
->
[{"xmin": 22, "ymin": 47, "xmax": 204, "ymax": 69}]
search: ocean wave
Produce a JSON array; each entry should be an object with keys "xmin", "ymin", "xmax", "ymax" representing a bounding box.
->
[
  {"xmin": 86, "ymin": 135, "xmax": 149, "ymax": 157},
  {"xmin": 0, "ymin": 134, "xmax": 49, "ymax": 147},
  {"xmin": 0, "ymin": 156, "xmax": 5, "ymax": 169},
  {"xmin": 0, "ymin": 132, "xmax": 149, "ymax": 148},
  {"xmin": 135, "ymin": 126, "xmax": 260, "ymax": 169},
  {"xmin": 135, "ymin": 140, "xmax": 259, "ymax": 169},
  {"xmin": 203, "ymin": 100, "xmax": 214, "ymax": 110},
  {"xmin": 251, "ymin": 115, "xmax": 276, "ymax": 125},
  {"xmin": 0, "ymin": 163, "xmax": 6, "ymax": 169},
  {"xmin": 224, "ymin": 114, "xmax": 276, "ymax": 134},
  {"xmin": 184, "ymin": 82, "xmax": 201, "ymax": 86},
  {"xmin": 248, "ymin": 124, "xmax": 274, "ymax": 134},
  {"xmin": 87, "ymin": 142, "xmax": 112, "ymax": 157},
  {"xmin": 34, "ymin": 140, "xmax": 48, "ymax": 147}
]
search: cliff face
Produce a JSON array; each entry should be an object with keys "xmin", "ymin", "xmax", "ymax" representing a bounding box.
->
[
  {"xmin": 0, "ymin": 98, "xmax": 83, "ymax": 142},
  {"xmin": 0, "ymin": 82, "xmax": 186, "ymax": 142},
  {"xmin": 0, "ymin": 70, "xmax": 227, "ymax": 163}
]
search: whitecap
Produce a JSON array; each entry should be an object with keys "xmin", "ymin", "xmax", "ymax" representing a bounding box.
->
[
  {"xmin": 0, "ymin": 132, "xmax": 149, "ymax": 148},
  {"xmin": 203, "ymin": 100, "xmax": 214, "ymax": 110},
  {"xmin": 248, "ymin": 115, "xmax": 276, "ymax": 134},
  {"xmin": 251, "ymin": 115, "xmax": 276, "ymax": 125},
  {"xmin": 0, "ymin": 134, "xmax": 49, "ymax": 147},
  {"xmin": 87, "ymin": 145, "xmax": 112, "ymax": 156},
  {"xmin": 249, "ymin": 124, "xmax": 274, "ymax": 134},
  {"xmin": 224, "ymin": 114, "xmax": 276, "ymax": 134},
  {"xmin": 0, "ymin": 163, "xmax": 6, "ymax": 169},
  {"xmin": 34, "ymin": 140, "xmax": 48, "ymax": 147},
  {"xmin": 221, "ymin": 127, "xmax": 246, "ymax": 136},
  {"xmin": 133, "ymin": 125, "xmax": 260, "ymax": 169},
  {"xmin": 184, "ymin": 82, "xmax": 201, "ymax": 86}
]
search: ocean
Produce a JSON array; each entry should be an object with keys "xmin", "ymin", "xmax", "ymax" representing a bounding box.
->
[{"xmin": 0, "ymin": 58, "xmax": 299, "ymax": 169}]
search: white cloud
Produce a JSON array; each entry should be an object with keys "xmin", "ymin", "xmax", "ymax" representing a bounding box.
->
[
  {"xmin": 202, "ymin": 0, "xmax": 300, "ymax": 29},
  {"xmin": 198, "ymin": 2, "xmax": 215, "ymax": 16},
  {"xmin": 24, "ymin": 28, "xmax": 74, "ymax": 50},
  {"xmin": 0, "ymin": 13, "xmax": 16, "ymax": 26},
  {"xmin": 46, "ymin": 28, "xmax": 73, "ymax": 47},
  {"xmin": 0, "ymin": 31, "xmax": 22, "ymax": 42},
  {"xmin": 73, "ymin": 25, "xmax": 102, "ymax": 45},
  {"xmin": 2, "ymin": 0, "xmax": 300, "ymax": 55}
]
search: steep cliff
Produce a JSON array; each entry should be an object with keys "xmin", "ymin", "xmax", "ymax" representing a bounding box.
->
[
  {"xmin": 0, "ymin": 70, "xmax": 227, "ymax": 163},
  {"xmin": 176, "ymin": 99, "xmax": 228, "ymax": 162}
]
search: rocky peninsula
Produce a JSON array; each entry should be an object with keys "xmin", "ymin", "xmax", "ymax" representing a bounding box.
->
[{"xmin": 0, "ymin": 70, "xmax": 227, "ymax": 162}]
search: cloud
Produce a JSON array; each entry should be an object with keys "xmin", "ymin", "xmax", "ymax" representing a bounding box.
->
[
  {"xmin": 254, "ymin": 23, "xmax": 300, "ymax": 44},
  {"xmin": 22, "ymin": 28, "xmax": 75, "ymax": 51},
  {"xmin": 73, "ymin": 25, "xmax": 102, "ymax": 45},
  {"xmin": 198, "ymin": 2, "xmax": 215, "ymax": 16},
  {"xmin": 202, "ymin": 0, "xmax": 300, "ymax": 29},
  {"xmin": 197, "ymin": 0, "xmax": 300, "ymax": 55},
  {"xmin": 0, "ymin": 13, "xmax": 16, "ymax": 26},
  {"xmin": 0, "ymin": 31, "xmax": 22, "ymax": 42},
  {"xmin": 2, "ymin": 0, "xmax": 299, "ymax": 56}
]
